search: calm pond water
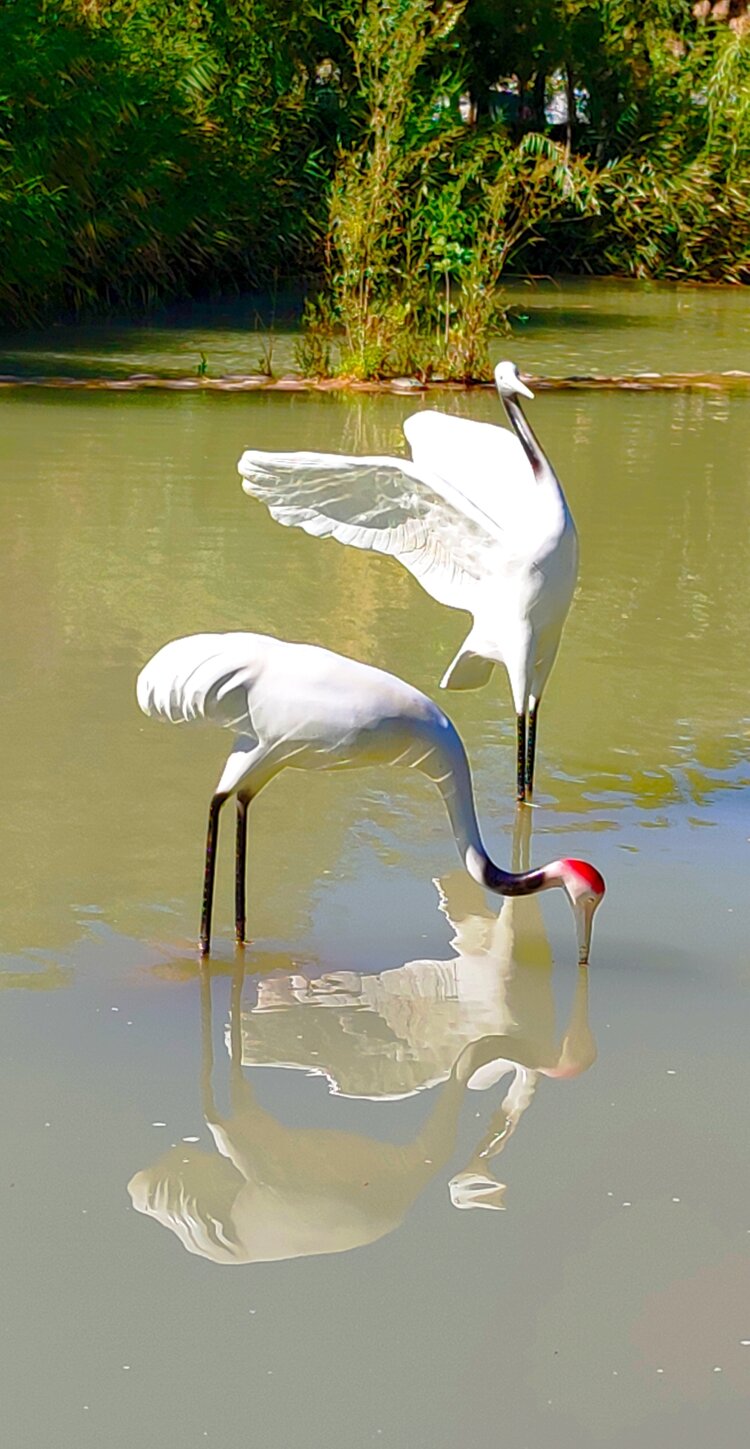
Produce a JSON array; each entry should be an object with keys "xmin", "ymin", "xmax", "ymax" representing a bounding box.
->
[
  {"xmin": 2, "ymin": 275, "xmax": 750, "ymax": 379},
  {"xmin": 1, "ymin": 284, "xmax": 749, "ymax": 1448}
]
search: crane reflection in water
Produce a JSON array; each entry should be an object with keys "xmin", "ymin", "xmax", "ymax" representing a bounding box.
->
[{"xmin": 128, "ymin": 821, "xmax": 597, "ymax": 1262}]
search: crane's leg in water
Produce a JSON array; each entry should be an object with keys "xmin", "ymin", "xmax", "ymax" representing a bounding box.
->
[
  {"xmin": 212, "ymin": 738, "xmax": 279, "ymax": 952},
  {"xmin": 235, "ymin": 794, "xmax": 250, "ymax": 946},
  {"xmin": 516, "ymin": 713, "xmax": 527, "ymax": 802},
  {"xmin": 200, "ymin": 793, "xmax": 227, "ymax": 956},
  {"xmin": 512, "ymin": 801, "xmax": 533, "ymax": 872},
  {"xmin": 199, "ymin": 960, "xmax": 218, "ymax": 1121},
  {"xmin": 229, "ymin": 957, "xmax": 245, "ymax": 1101},
  {"xmin": 525, "ymin": 700, "xmax": 539, "ymax": 799}
]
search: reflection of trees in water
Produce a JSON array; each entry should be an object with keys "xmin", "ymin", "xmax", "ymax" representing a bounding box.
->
[
  {"xmin": 128, "ymin": 827, "xmax": 597, "ymax": 1264},
  {"xmin": 16, "ymin": 386, "xmax": 750, "ymax": 758},
  {"xmin": 575, "ymin": 393, "xmax": 749, "ymax": 752},
  {"xmin": 5, "ymin": 384, "xmax": 748, "ymax": 947}
]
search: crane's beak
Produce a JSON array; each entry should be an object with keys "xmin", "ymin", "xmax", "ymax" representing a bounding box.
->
[
  {"xmin": 573, "ymin": 895, "xmax": 599, "ymax": 966},
  {"xmin": 516, "ymin": 377, "xmax": 535, "ymax": 401}
]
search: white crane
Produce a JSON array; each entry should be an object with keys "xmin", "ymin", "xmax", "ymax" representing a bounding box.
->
[
  {"xmin": 136, "ymin": 631, "xmax": 604, "ymax": 958},
  {"xmin": 237, "ymin": 360, "xmax": 578, "ymax": 802}
]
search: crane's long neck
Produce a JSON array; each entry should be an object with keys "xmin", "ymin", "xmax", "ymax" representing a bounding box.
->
[
  {"xmin": 502, "ymin": 395, "xmax": 553, "ymax": 484},
  {"xmin": 420, "ymin": 723, "xmax": 554, "ymax": 899}
]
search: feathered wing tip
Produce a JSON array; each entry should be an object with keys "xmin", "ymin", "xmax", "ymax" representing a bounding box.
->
[
  {"xmin": 440, "ymin": 645, "xmax": 496, "ymax": 691},
  {"xmin": 136, "ymin": 633, "xmax": 260, "ymax": 730}
]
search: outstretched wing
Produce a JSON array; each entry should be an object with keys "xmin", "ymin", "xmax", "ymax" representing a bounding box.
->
[
  {"xmin": 403, "ymin": 411, "xmax": 534, "ymax": 521},
  {"xmin": 238, "ymin": 450, "xmax": 501, "ymax": 613}
]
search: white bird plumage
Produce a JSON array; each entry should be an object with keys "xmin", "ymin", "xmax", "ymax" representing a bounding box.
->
[
  {"xmin": 136, "ymin": 630, "xmax": 604, "ymax": 959},
  {"xmin": 237, "ymin": 360, "xmax": 578, "ymax": 801}
]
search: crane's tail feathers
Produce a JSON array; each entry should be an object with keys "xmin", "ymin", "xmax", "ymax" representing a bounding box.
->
[
  {"xmin": 440, "ymin": 648, "xmax": 495, "ymax": 691},
  {"xmin": 136, "ymin": 634, "xmax": 260, "ymax": 731}
]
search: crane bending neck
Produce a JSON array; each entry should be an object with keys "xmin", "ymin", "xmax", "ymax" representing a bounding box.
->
[
  {"xmin": 465, "ymin": 845, "xmax": 551, "ymax": 898},
  {"xmin": 422, "ymin": 722, "xmax": 553, "ymax": 899}
]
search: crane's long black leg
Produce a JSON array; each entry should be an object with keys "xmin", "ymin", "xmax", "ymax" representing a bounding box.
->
[
  {"xmin": 525, "ymin": 701, "xmax": 539, "ymax": 799},
  {"xmin": 200, "ymin": 792, "xmax": 226, "ymax": 957},
  {"xmin": 235, "ymin": 794, "xmax": 250, "ymax": 947},
  {"xmin": 516, "ymin": 713, "xmax": 527, "ymax": 803}
]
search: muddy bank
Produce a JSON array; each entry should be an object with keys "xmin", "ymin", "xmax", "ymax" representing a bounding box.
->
[{"xmin": 1, "ymin": 370, "xmax": 749, "ymax": 393}]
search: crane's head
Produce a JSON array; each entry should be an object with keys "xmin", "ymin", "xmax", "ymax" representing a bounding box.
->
[
  {"xmin": 555, "ymin": 859, "xmax": 606, "ymax": 966},
  {"xmin": 494, "ymin": 360, "xmax": 534, "ymax": 401}
]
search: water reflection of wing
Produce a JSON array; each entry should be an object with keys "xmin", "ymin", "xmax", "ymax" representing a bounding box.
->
[
  {"xmin": 240, "ymin": 955, "xmax": 514, "ymax": 1100},
  {"xmin": 237, "ymin": 869, "xmax": 557, "ymax": 1100}
]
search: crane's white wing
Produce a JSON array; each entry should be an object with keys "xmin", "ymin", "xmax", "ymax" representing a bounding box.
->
[
  {"xmin": 238, "ymin": 450, "xmax": 502, "ymax": 613},
  {"xmin": 403, "ymin": 412, "xmax": 534, "ymax": 522}
]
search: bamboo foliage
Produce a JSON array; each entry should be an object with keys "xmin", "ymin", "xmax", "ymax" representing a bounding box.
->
[{"xmin": 0, "ymin": 0, "xmax": 748, "ymax": 332}]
